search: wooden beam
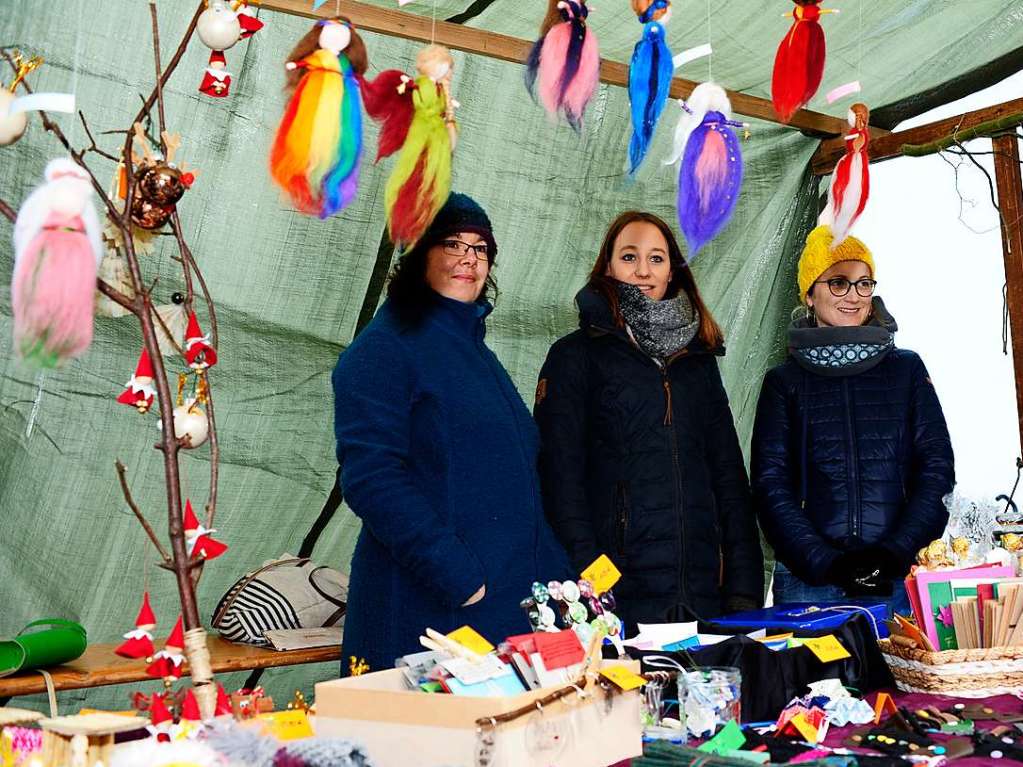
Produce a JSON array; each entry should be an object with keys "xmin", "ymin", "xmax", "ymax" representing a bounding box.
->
[
  {"xmin": 993, "ymin": 134, "xmax": 1023, "ymax": 456},
  {"xmin": 258, "ymin": 0, "xmax": 850, "ymax": 136},
  {"xmin": 813, "ymin": 96, "xmax": 1023, "ymax": 175}
]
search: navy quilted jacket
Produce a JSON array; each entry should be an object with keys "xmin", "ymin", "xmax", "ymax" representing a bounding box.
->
[{"xmin": 751, "ymin": 347, "xmax": 955, "ymax": 585}]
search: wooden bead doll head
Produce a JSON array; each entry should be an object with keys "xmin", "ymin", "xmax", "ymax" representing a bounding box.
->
[
  {"xmin": 416, "ymin": 44, "xmax": 455, "ymax": 84},
  {"xmin": 285, "ymin": 16, "xmax": 368, "ymax": 90}
]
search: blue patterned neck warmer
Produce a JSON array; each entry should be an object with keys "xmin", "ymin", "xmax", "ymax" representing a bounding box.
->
[{"xmin": 788, "ymin": 297, "xmax": 897, "ymax": 377}]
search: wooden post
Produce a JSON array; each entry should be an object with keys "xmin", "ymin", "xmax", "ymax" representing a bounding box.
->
[{"xmin": 993, "ymin": 133, "xmax": 1023, "ymax": 454}]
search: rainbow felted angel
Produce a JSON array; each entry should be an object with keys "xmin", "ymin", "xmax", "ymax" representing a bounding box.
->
[
  {"xmin": 361, "ymin": 45, "xmax": 458, "ymax": 249},
  {"xmin": 818, "ymin": 102, "xmax": 869, "ymax": 247},
  {"xmin": 627, "ymin": 0, "xmax": 674, "ymax": 175},
  {"xmin": 269, "ymin": 17, "xmax": 367, "ymax": 219},
  {"xmin": 524, "ymin": 0, "xmax": 599, "ymax": 131},
  {"xmin": 665, "ymin": 83, "xmax": 746, "ymax": 256}
]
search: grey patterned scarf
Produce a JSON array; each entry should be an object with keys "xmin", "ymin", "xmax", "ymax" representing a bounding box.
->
[
  {"xmin": 788, "ymin": 296, "xmax": 897, "ymax": 376},
  {"xmin": 616, "ymin": 281, "xmax": 700, "ymax": 360}
]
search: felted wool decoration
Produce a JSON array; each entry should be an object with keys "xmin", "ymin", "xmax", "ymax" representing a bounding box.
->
[
  {"xmin": 667, "ymin": 83, "xmax": 745, "ymax": 256},
  {"xmin": 771, "ymin": 0, "xmax": 833, "ymax": 123},
  {"xmin": 11, "ymin": 158, "xmax": 102, "ymax": 368},
  {"xmin": 95, "ymin": 250, "xmax": 134, "ymax": 318},
  {"xmin": 269, "ymin": 18, "xmax": 367, "ymax": 219},
  {"xmin": 146, "ymin": 693, "xmax": 174, "ymax": 742},
  {"xmin": 184, "ymin": 312, "xmax": 217, "ymax": 368},
  {"xmin": 362, "ymin": 44, "xmax": 458, "ymax": 248},
  {"xmin": 184, "ymin": 500, "xmax": 227, "ymax": 560},
  {"xmin": 818, "ymin": 102, "xmax": 869, "ymax": 247},
  {"xmin": 524, "ymin": 0, "xmax": 599, "ymax": 131},
  {"xmin": 215, "ymin": 683, "xmax": 234, "ymax": 716},
  {"xmin": 180, "ymin": 689, "xmax": 202, "ymax": 722},
  {"xmin": 116, "ymin": 348, "xmax": 157, "ymax": 414},
  {"xmin": 627, "ymin": 0, "xmax": 673, "ymax": 175},
  {"xmin": 198, "ymin": 50, "xmax": 232, "ymax": 98},
  {"xmin": 115, "ymin": 591, "xmax": 157, "ymax": 660},
  {"xmin": 205, "ymin": 721, "xmax": 373, "ymax": 767},
  {"xmin": 146, "ymin": 616, "xmax": 185, "ymax": 681},
  {"xmin": 154, "ymin": 293, "xmax": 188, "ymax": 357}
]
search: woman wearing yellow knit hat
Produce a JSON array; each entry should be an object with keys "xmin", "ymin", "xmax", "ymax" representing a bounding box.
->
[{"xmin": 750, "ymin": 224, "xmax": 955, "ymax": 612}]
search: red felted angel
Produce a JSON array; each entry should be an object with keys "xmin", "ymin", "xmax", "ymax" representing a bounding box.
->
[
  {"xmin": 117, "ymin": 348, "xmax": 157, "ymax": 414},
  {"xmin": 184, "ymin": 312, "xmax": 217, "ymax": 369},
  {"xmin": 184, "ymin": 500, "xmax": 228, "ymax": 561},
  {"xmin": 115, "ymin": 592, "xmax": 157, "ymax": 660},
  {"xmin": 237, "ymin": 2, "xmax": 264, "ymax": 38},
  {"xmin": 771, "ymin": 0, "xmax": 837, "ymax": 123},
  {"xmin": 818, "ymin": 102, "xmax": 870, "ymax": 246},
  {"xmin": 146, "ymin": 693, "xmax": 174, "ymax": 742},
  {"xmin": 146, "ymin": 616, "xmax": 185, "ymax": 681},
  {"xmin": 198, "ymin": 51, "xmax": 232, "ymax": 98}
]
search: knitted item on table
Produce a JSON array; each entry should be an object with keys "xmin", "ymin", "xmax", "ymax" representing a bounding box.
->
[{"xmin": 275, "ymin": 738, "xmax": 373, "ymax": 767}]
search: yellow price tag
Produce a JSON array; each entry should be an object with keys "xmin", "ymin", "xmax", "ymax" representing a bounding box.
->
[
  {"xmin": 257, "ymin": 709, "xmax": 314, "ymax": 740},
  {"xmin": 447, "ymin": 625, "xmax": 495, "ymax": 656},
  {"xmin": 599, "ymin": 665, "xmax": 646, "ymax": 691},
  {"xmin": 581, "ymin": 554, "xmax": 622, "ymax": 595},
  {"xmin": 803, "ymin": 634, "xmax": 851, "ymax": 663}
]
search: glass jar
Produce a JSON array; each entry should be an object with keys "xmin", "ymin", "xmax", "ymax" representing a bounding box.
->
[{"xmin": 681, "ymin": 666, "xmax": 742, "ymax": 740}]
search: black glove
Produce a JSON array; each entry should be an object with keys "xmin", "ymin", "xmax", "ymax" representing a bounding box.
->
[
  {"xmin": 724, "ymin": 595, "xmax": 761, "ymax": 613},
  {"xmin": 825, "ymin": 551, "xmax": 893, "ymax": 597},
  {"xmin": 860, "ymin": 544, "xmax": 908, "ymax": 580}
]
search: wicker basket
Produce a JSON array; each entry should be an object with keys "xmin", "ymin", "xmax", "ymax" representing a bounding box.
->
[{"xmin": 879, "ymin": 638, "xmax": 1023, "ymax": 697}]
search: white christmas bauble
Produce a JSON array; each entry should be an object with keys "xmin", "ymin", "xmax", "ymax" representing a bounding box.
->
[
  {"xmin": 197, "ymin": 2, "xmax": 241, "ymax": 51},
  {"xmin": 318, "ymin": 21, "xmax": 352, "ymax": 55},
  {"xmin": 157, "ymin": 401, "xmax": 210, "ymax": 448},
  {"xmin": 0, "ymin": 90, "xmax": 28, "ymax": 146}
]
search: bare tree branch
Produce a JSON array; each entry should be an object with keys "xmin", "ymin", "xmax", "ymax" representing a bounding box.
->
[{"xmin": 116, "ymin": 460, "xmax": 172, "ymax": 564}]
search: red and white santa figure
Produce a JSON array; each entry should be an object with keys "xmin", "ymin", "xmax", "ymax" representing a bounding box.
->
[
  {"xmin": 146, "ymin": 615, "xmax": 186, "ymax": 681},
  {"xmin": 147, "ymin": 693, "xmax": 174, "ymax": 742},
  {"xmin": 184, "ymin": 500, "xmax": 228, "ymax": 561},
  {"xmin": 198, "ymin": 51, "xmax": 232, "ymax": 98},
  {"xmin": 184, "ymin": 312, "xmax": 217, "ymax": 369},
  {"xmin": 116, "ymin": 348, "xmax": 157, "ymax": 414},
  {"xmin": 237, "ymin": 2, "xmax": 264, "ymax": 38},
  {"xmin": 114, "ymin": 592, "xmax": 157, "ymax": 660},
  {"xmin": 180, "ymin": 688, "xmax": 203, "ymax": 723}
]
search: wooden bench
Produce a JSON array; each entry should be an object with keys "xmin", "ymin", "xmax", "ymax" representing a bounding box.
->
[{"xmin": 0, "ymin": 635, "xmax": 340, "ymax": 699}]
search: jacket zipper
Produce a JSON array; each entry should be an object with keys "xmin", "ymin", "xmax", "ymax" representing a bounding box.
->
[
  {"xmin": 615, "ymin": 481, "xmax": 629, "ymax": 553},
  {"xmin": 842, "ymin": 378, "xmax": 861, "ymax": 539},
  {"xmin": 661, "ymin": 367, "xmax": 688, "ymax": 608}
]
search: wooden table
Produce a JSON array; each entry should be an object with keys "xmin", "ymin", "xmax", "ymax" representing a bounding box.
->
[{"xmin": 0, "ymin": 636, "xmax": 341, "ymax": 698}]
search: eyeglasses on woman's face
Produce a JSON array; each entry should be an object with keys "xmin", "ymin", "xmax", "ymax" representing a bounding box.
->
[
  {"xmin": 441, "ymin": 239, "xmax": 490, "ymax": 263},
  {"xmin": 814, "ymin": 277, "xmax": 877, "ymax": 298}
]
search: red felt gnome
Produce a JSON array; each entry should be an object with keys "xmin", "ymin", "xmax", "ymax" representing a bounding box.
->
[
  {"xmin": 198, "ymin": 51, "xmax": 232, "ymax": 98},
  {"xmin": 147, "ymin": 693, "xmax": 174, "ymax": 742},
  {"xmin": 184, "ymin": 312, "xmax": 217, "ymax": 369},
  {"xmin": 116, "ymin": 348, "xmax": 156, "ymax": 414},
  {"xmin": 114, "ymin": 591, "xmax": 157, "ymax": 660},
  {"xmin": 184, "ymin": 500, "xmax": 228, "ymax": 561},
  {"xmin": 180, "ymin": 688, "xmax": 203, "ymax": 723},
  {"xmin": 146, "ymin": 615, "xmax": 185, "ymax": 681}
]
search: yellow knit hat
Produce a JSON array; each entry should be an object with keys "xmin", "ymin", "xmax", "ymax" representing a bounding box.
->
[{"xmin": 797, "ymin": 225, "xmax": 875, "ymax": 304}]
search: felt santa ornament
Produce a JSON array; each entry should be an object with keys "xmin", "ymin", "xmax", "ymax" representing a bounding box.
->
[
  {"xmin": 180, "ymin": 689, "xmax": 202, "ymax": 723},
  {"xmin": 114, "ymin": 592, "xmax": 157, "ymax": 660},
  {"xmin": 237, "ymin": 2, "xmax": 264, "ymax": 38},
  {"xmin": 147, "ymin": 693, "xmax": 174, "ymax": 742},
  {"xmin": 184, "ymin": 500, "xmax": 228, "ymax": 561},
  {"xmin": 184, "ymin": 312, "xmax": 217, "ymax": 369},
  {"xmin": 116, "ymin": 348, "xmax": 157, "ymax": 414},
  {"xmin": 215, "ymin": 683, "xmax": 233, "ymax": 716},
  {"xmin": 146, "ymin": 615, "xmax": 185, "ymax": 681},
  {"xmin": 198, "ymin": 51, "xmax": 232, "ymax": 98}
]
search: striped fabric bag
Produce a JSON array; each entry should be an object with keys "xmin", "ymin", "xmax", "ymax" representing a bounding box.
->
[{"xmin": 212, "ymin": 555, "xmax": 348, "ymax": 645}]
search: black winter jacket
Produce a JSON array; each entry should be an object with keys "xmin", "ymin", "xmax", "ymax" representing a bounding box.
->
[
  {"xmin": 534, "ymin": 286, "xmax": 764, "ymax": 626},
  {"xmin": 751, "ymin": 347, "xmax": 955, "ymax": 585}
]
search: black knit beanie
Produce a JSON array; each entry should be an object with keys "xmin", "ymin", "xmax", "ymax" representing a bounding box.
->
[{"xmin": 416, "ymin": 192, "xmax": 498, "ymax": 263}]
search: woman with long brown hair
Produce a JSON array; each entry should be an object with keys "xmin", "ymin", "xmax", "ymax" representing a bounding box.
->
[{"xmin": 534, "ymin": 211, "xmax": 763, "ymax": 629}]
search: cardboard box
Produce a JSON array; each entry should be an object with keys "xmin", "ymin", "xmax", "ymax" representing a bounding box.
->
[{"xmin": 314, "ymin": 663, "xmax": 643, "ymax": 767}]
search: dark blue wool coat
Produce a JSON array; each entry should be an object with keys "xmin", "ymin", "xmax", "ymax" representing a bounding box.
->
[
  {"xmin": 751, "ymin": 348, "xmax": 955, "ymax": 586},
  {"xmin": 332, "ymin": 294, "xmax": 571, "ymax": 673}
]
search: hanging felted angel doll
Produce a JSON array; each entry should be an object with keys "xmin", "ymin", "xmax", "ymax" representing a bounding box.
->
[
  {"xmin": 771, "ymin": 0, "xmax": 836, "ymax": 123},
  {"xmin": 361, "ymin": 44, "xmax": 459, "ymax": 249},
  {"xmin": 11, "ymin": 158, "xmax": 103, "ymax": 368},
  {"xmin": 269, "ymin": 17, "xmax": 368, "ymax": 219},
  {"xmin": 818, "ymin": 102, "xmax": 869, "ymax": 247},
  {"xmin": 524, "ymin": 0, "xmax": 600, "ymax": 131},
  {"xmin": 665, "ymin": 83, "xmax": 746, "ymax": 256},
  {"xmin": 627, "ymin": 0, "xmax": 674, "ymax": 175}
]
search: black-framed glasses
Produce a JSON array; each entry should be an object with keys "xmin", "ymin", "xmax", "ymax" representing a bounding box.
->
[
  {"xmin": 814, "ymin": 277, "xmax": 877, "ymax": 298},
  {"xmin": 441, "ymin": 239, "xmax": 490, "ymax": 262}
]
